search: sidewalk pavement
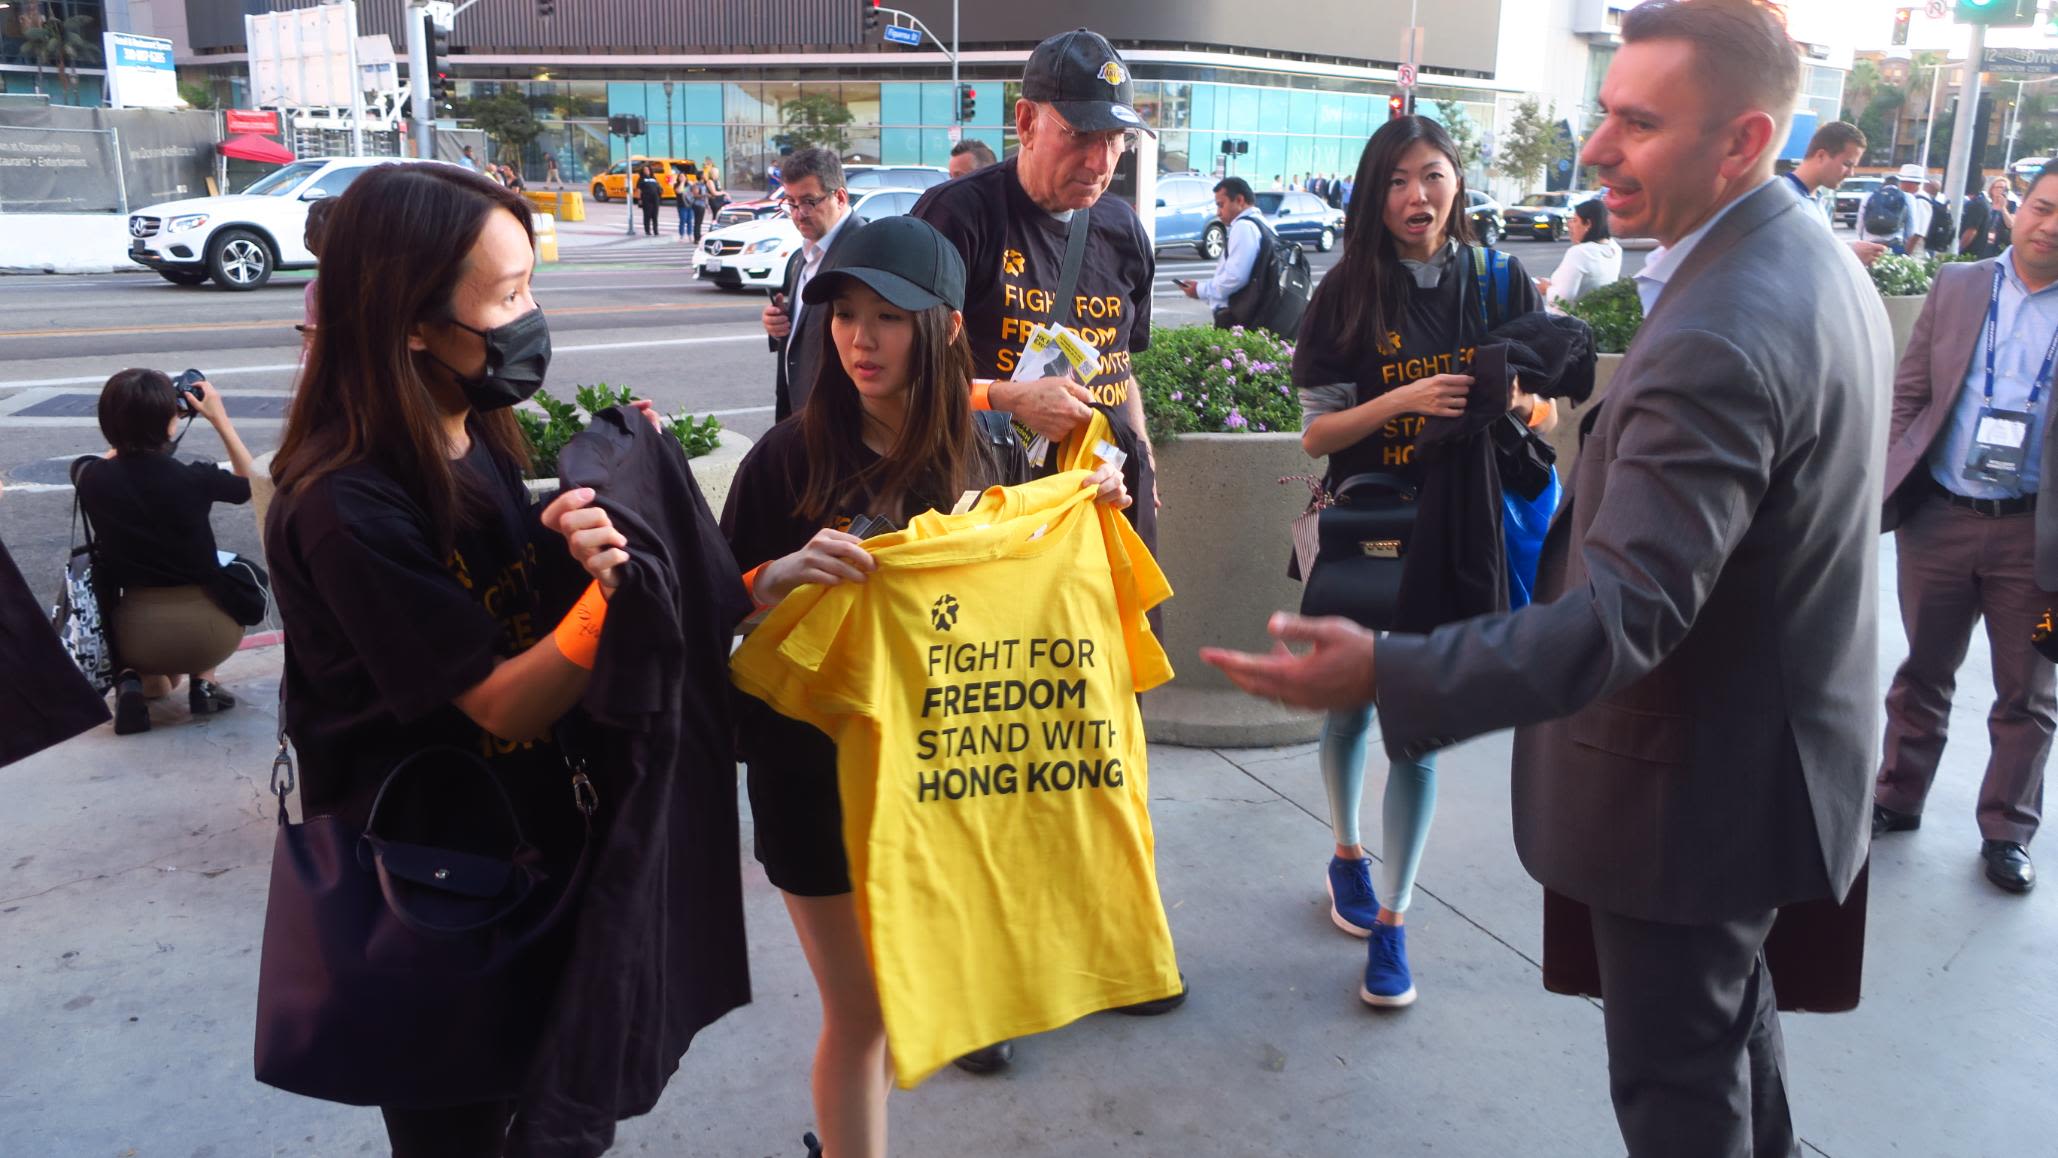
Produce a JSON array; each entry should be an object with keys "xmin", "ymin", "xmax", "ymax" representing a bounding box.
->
[{"xmin": 1, "ymin": 536, "xmax": 2046, "ymax": 1156}]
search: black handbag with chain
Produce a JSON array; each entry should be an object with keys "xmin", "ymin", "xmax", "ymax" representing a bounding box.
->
[
  {"xmin": 1296, "ymin": 472, "xmax": 1419, "ymax": 631},
  {"xmin": 253, "ymin": 714, "xmax": 599, "ymax": 1108}
]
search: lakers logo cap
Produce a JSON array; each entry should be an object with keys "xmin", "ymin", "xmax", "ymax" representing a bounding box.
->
[{"xmin": 1021, "ymin": 28, "xmax": 1156, "ymax": 138}]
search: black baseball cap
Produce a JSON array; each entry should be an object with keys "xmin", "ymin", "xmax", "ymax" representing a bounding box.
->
[
  {"xmin": 1022, "ymin": 28, "xmax": 1156, "ymax": 138},
  {"xmin": 802, "ymin": 215, "xmax": 967, "ymax": 312}
]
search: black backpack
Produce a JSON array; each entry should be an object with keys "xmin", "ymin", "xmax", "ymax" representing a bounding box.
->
[
  {"xmin": 1924, "ymin": 195, "xmax": 1954, "ymax": 252},
  {"xmin": 1225, "ymin": 215, "xmax": 1313, "ymax": 339},
  {"xmin": 1862, "ymin": 185, "xmax": 1908, "ymax": 237}
]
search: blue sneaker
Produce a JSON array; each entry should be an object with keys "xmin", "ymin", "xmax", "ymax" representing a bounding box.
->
[
  {"xmin": 1326, "ymin": 855, "xmax": 1380, "ymax": 937},
  {"xmin": 1361, "ymin": 920, "xmax": 1417, "ymax": 1007}
]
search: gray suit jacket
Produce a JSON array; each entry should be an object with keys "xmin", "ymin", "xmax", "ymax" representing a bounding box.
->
[
  {"xmin": 1879, "ymin": 256, "xmax": 2058, "ymax": 587},
  {"xmin": 1375, "ymin": 179, "xmax": 1890, "ymax": 924}
]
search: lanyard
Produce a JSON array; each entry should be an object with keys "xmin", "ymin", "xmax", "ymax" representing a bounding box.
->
[{"xmin": 1983, "ymin": 263, "xmax": 2058, "ymax": 408}]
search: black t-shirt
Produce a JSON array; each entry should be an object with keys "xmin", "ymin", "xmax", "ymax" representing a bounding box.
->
[
  {"xmin": 1293, "ymin": 245, "xmax": 1541, "ymax": 488},
  {"xmin": 720, "ymin": 416, "xmax": 1026, "ymax": 574},
  {"xmin": 266, "ymin": 427, "xmax": 582, "ymax": 853},
  {"xmin": 76, "ymin": 452, "xmax": 250, "ymax": 593},
  {"xmin": 912, "ymin": 158, "xmax": 1154, "ymax": 412}
]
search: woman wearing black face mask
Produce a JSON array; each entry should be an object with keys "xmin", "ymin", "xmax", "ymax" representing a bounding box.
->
[{"xmin": 263, "ymin": 163, "xmax": 651, "ymax": 1156}]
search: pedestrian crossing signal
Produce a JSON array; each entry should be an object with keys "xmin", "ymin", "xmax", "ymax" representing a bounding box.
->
[
  {"xmin": 959, "ymin": 86, "xmax": 977, "ymax": 123},
  {"xmin": 1387, "ymin": 94, "xmax": 1406, "ymax": 120}
]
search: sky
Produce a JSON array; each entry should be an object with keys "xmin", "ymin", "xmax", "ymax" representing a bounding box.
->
[{"xmin": 1831, "ymin": 0, "xmax": 2058, "ymax": 55}]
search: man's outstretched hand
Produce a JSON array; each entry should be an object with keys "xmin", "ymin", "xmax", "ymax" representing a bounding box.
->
[{"xmin": 1200, "ymin": 612, "xmax": 1379, "ymax": 712}]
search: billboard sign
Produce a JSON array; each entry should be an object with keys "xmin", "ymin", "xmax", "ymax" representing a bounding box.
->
[{"xmin": 103, "ymin": 32, "xmax": 181, "ymax": 110}]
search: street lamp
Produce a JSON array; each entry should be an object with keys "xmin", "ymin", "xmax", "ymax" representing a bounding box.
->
[
  {"xmin": 2003, "ymin": 75, "xmax": 2058, "ymax": 172},
  {"xmin": 663, "ymin": 80, "xmax": 675, "ymax": 157}
]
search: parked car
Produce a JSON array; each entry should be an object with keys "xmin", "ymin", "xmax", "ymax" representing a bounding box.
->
[
  {"xmin": 1252, "ymin": 190, "xmax": 1345, "ymax": 252},
  {"xmin": 844, "ymin": 164, "xmax": 948, "ymax": 191},
  {"xmin": 1464, "ymin": 189, "xmax": 1506, "ymax": 247},
  {"xmin": 693, "ymin": 187, "xmax": 924, "ymax": 291},
  {"xmin": 126, "ymin": 155, "xmax": 447, "ymax": 291},
  {"xmin": 1502, "ymin": 190, "xmax": 1600, "ymax": 241},
  {"xmin": 715, "ymin": 196, "xmax": 783, "ymax": 228},
  {"xmin": 1152, "ymin": 173, "xmax": 1227, "ymax": 258},
  {"xmin": 1833, "ymin": 176, "xmax": 1883, "ymax": 228},
  {"xmin": 589, "ymin": 156, "xmax": 700, "ymax": 203}
]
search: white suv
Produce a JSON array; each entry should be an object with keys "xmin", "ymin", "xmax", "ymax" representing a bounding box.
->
[
  {"xmin": 127, "ymin": 156, "xmax": 440, "ymax": 291},
  {"xmin": 694, "ymin": 187, "xmax": 925, "ymax": 291}
]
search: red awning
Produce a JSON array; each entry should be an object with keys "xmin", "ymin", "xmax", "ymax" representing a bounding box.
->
[{"xmin": 218, "ymin": 134, "xmax": 296, "ymax": 164}]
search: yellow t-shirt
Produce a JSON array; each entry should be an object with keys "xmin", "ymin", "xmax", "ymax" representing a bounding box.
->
[{"xmin": 731, "ymin": 470, "xmax": 1179, "ymax": 1086}]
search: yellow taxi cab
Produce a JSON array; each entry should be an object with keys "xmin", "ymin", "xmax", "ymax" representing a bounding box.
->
[{"xmin": 589, "ymin": 157, "xmax": 701, "ymax": 203}]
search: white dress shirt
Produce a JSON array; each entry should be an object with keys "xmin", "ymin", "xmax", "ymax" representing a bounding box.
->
[
  {"xmin": 789, "ymin": 208, "xmax": 855, "ymax": 336},
  {"xmin": 1198, "ymin": 208, "xmax": 1267, "ymax": 310},
  {"xmin": 1634, "ymin": 180, "xmax": 1769, "ymax": 314}
]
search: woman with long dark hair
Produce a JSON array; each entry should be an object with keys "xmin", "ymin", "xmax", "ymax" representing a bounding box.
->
[
  {"xmin": 720, "ymin": 216, "xmax": 1127, "ymax": 1158},
  {"xmin": 263, "ymin": 162, "xmax": 650, "ymax": 1155},
  {"xmin": 1292, "ymin": 115, "xmax": 1547, "ymax": 1009},
  {"xmin": 1541, "ymin": 196, "xmax": 1622, "ymax": 310}
]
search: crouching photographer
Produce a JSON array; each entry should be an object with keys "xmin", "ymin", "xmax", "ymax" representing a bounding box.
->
[{"xmin": 76, "ymin": 367, "xmax": 265, "ymax": 734}]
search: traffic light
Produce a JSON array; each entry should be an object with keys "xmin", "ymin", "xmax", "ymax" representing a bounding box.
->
[
  {"xmin": 423, "ymin": 16, "xmax": 456, "ymax": 112},
  {"xmin": 862, "ymin": 0, "xmax": 881, "ymax": 33},
  {"xmin": 1388, "ymin": 94, "xmax": 1406, "ymax": 120},
  {"xmin": 1957, "ymin": 0, "xmax": 2035, "ymax": 27},
  {"xmin": 537, "ymin": 0, "xmax": 554, "ymax": 16},
  {"xmin": 1892, "ymin": 7, "xmax": 1911, "ymax": 46},
  {"xmin": 958, "ymin": 85, "xmax": 976, "ymax": 122}
]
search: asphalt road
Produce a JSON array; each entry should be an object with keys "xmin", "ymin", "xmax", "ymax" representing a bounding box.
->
[{"xmin": 0, "ymin": 231, "xmax": 1614, "ymax": 602}]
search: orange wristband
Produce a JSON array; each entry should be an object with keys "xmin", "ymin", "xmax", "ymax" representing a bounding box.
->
[
  {"xmin": 552, "ymin": 581, "xmax": 608, "ymax": 669},
  {"xmin": 970, "ymin": 378, "xmax": 993, "ymax": 411},
  {"xmin": 1526, "ymin": 398, "xmax": 1555, "ymax": 430},
  {"xmin": 741, "ymin": 563, "xmax": 770, "ymax": 607}
]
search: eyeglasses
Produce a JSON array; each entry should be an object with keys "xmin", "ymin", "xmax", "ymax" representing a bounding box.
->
[
  {"xmin": 1040, "ymin": 109, "xmax": 1140, "ymax": 156},
  {"xmin": 778, "ymin": 192, "xmax": 836, "ymax": 212}
]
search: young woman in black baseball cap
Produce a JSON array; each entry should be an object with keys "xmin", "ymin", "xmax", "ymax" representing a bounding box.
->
[{"xmin": 720, "ymin": 215, "xmax": 1129, "ymax": 1157}]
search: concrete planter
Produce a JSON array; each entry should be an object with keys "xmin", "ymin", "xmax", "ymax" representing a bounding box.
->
[
  {"xmin": 251, "ymin": 431, "xmax": 753, "ymax": 554},
  {"xmin": 1882, "ymin": 293, "xmax": 1926, "ymax": 367},
  {"xmin": 1537, "ymin": 351, "xmax": 1623, "ymax": 483},
  {"xmin": 1143, "ymin": 431, "xmax": 1324, "ymax": 748}
]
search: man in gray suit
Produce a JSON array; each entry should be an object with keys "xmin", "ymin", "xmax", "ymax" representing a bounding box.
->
[
  {"xmin": 1205, "ymin": 2, "xmax": 1888, "ymax": 1154},
  {"xmin": 1873, "ymin": 161, "xmax": 2058, "ymax": 894}
]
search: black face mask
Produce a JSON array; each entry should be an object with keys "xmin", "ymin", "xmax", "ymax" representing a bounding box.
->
[{"xmin": 431, "ymin": 307, "xmax": 552, "ymax": 411}]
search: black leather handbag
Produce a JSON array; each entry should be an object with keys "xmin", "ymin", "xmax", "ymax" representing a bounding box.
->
[
  {"xmin": 253, "ymin": 726, "xmax": 597, "ymax": 1108},
  {"xmin": 1295, "ymin": 472, "xmax": 1419, "ymax": 631}
]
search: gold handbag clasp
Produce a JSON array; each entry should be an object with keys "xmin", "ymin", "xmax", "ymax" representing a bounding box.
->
[{"xmin": 1361, "ymin": 540, "xmax": 1402, "ymax": 559}]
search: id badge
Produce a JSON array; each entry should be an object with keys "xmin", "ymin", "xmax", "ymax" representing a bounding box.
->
[{"xmin": 1963, "ymin": 406, "xmax": 2034, "ymax": 488}]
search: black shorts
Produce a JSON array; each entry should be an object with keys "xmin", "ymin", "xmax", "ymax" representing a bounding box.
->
[{"xmin": 738, "ymin": 694, "xmax": 851, "ymax": 897}]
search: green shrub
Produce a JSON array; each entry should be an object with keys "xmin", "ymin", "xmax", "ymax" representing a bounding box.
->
[
  {"xmin": 1133, "ymin": 324, "xmax": 1301, "ymax": 444},
  {"xmin": 1869, "ymin": 253, "xmax": 1933, "ymax": 297},
  {"xmin": 514, "ymin": 382, "xmax": 723, "ymax": 478},
  {"xmin": 1565, "ymin": 278, "xmax": 1644, "ymax": 355}
]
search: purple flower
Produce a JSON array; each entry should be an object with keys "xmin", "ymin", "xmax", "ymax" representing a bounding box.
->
[
  {"xmin": 1225, "ymin": 409, "xmax": 1249, "ymax": 430},
  {"xmin": 1278, "ymin": 385, "xmax": 1291, "ymax": 396},
  {"xmin": 1220, "ymin": 358, "xmax": 1233, "ymax": 370},
  {"xmin": 1256, "ymin": 422, "xmax": 1269, "ymax": 432},
  {"xmin": 1170, "ymin": 390, "xmax": 1184, "ymax": 401}
]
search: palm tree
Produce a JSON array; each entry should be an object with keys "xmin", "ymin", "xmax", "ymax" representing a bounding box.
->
[{"xmin": 18, "ymin": 2, "xmax": 102, "ymax": 105}]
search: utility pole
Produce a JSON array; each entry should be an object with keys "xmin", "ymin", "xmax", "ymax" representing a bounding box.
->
[
  {"xmin": 1942, "ymin": 21, "xmax": 1986, "ymax": 254},
  {"xmin": 1918, "ymin": 57, "xmax": 1946, "ymax": 172},
  {"xmin": 952, "ymin": 0, "xmax": 960, "ymax": 127},
  {"xmin": 407, "ymin": 1, "xmax": 432, "ymax": 159}
]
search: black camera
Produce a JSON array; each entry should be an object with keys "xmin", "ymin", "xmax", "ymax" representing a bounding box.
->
[{"xmin": 170, "ymin": 368, "xmax": 207, "ymax": 414}]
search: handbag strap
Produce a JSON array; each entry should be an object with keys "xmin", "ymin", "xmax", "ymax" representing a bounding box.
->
[
  {"xmin": 1332, "ymin": 471, "xmax": 1418, "ymax": 503},
  {"xmin": 1053, "ymin": 206, "xmax": 1092, "ymax": 331}
]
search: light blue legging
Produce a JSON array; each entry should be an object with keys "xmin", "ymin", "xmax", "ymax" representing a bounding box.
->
[{"xmin": 1321, "ymin": 704, "xmax": 1438, "ymax": 914}]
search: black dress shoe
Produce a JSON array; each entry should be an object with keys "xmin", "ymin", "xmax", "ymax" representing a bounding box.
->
[
  {"xmin": 801, "ymin": 1131, "xmax": 823, "ymax": 1157},
  {"xmin": 1982, "ymin": 840, "xmax": 2036, "ymax": 893},
  {"xmin": 1113, "ymin": 973, "xmax": 1188, "ymax": 1016},
  {"xmin": 1872, "ymin": 804, "xmax": 1921, "ymax": 837},
  {"xmin": 189, "ymin": 678, "xmax": 236, "ymax": 715},
  {"xmin": 951, "ymin": 1039, "xmax": 1014, "ymax": 1075},
  {"xmin": 113, "ymin": 672, "xmax": 149, "ymax": 736}
]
